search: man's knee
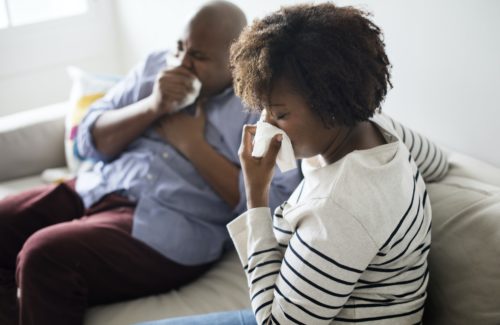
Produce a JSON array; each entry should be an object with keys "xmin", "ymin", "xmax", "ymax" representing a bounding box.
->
[{"xmin": 16, "ymin": 226, "xmax": 76, "ymax": 283}]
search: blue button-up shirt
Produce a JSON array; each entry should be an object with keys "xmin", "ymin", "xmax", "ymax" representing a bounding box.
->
[{"xmin": 75, "ymin": 50, "xmax": 302, "ymax": 265}]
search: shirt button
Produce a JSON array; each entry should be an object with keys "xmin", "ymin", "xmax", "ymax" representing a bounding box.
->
[
  {"xmin": 146, "ymin": 173, "xmax": 153, "ymax": 180},
  {"xmin": 162, "ymin": 152, "xmax": 169, "ymax": 159}
]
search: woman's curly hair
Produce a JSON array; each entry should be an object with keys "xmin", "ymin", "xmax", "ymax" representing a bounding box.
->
[{"xmin": 230, "ymin": 3, "xmax": 392, "ymax": 127}]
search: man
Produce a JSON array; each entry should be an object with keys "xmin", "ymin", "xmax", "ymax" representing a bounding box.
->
[{"xmin": 0, "ymin": 1, "xmax": 302, "ymax": 324}]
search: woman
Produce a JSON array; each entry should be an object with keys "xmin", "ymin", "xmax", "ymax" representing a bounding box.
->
[{"xmin": 138, "ymin": 2, "xmax": 447, "ymax": 324}]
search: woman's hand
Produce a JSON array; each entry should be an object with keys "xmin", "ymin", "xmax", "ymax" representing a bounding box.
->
[{"xmin": 239, "ymin": 124, "xmax": 282, "ymax": 209}]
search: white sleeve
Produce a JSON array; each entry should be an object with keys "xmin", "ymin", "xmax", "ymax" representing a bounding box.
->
[{"xmin": 227, "ymin": 202, "xmax": 378, "ymax": 324}]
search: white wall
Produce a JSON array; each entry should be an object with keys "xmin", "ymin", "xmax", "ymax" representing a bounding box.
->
[
  {"xmin": 0, "ymin": 0, "xmax": 122, "ymax": 116},
  {"xmin": 356, "ymin": 0, "xmax": 500, "ymax": 168}
]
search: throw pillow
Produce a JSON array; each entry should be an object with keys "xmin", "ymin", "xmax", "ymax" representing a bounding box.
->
[{"xmin": 66, "ymin": 66, "xmax": 120, "ymax": 174}]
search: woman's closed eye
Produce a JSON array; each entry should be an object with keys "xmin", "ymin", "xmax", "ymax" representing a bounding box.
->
[
  {"xmin": 275, "ymin": 112, "xmax": 289, "ymax": 120},
  {"xmin": 270, "ymin": 110, "xmax": 289, "ymax": 120}
]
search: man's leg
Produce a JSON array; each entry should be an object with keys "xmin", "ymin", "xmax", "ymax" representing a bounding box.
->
[
  {"xmin": 0, "ymin": 181, "xmax": 84, "ymax": 325},
  {"xmin": 17, "ymin": 196, "xmax": 214, "ymax": 325}
]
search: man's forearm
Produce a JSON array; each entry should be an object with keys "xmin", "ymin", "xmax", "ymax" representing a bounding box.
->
[
  {"xmin": 92, "ymin": 97, "xmax": 159, "ymax": 159},
  {"xmin": 183, "ymin": 141, "xmax": 240, "ymax": 209}
]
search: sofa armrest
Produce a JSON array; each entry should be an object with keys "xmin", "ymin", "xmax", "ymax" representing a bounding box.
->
[{"xmin": 0, "ymin": 102, "xmax": 67, "ymax": 182}]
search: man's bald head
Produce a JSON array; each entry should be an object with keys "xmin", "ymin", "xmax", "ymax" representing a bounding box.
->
[
  {"xmin": 189, "ymin": 1, "xmax": 247, "ymax": 47},
  {"xmin": 177, "ymin": 1, "xmax": 246, "ymax": 96}
]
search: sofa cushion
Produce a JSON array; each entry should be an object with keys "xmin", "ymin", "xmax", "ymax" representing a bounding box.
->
[
  {"xmin": 0, "ymin": 175, "xmax": 46, "ymax": 200},
  {"xmin": 84, "ymin": 249, "xmax": 250, "ymax": 325},
  {"xmin": 0, "ymin": 103, "xmax": 66, "ymax": 182},
  {"xmin": 424, "ymin": 174, "xmax": 500, "ymax": 325}
]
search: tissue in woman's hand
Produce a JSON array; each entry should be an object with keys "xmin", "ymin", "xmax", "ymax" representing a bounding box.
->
[
  {"xmin": 170, "ymin": 78, "xmax": 202, "ymax": 112},
  {"xmin": 252, "ymin": 121, "xmax": 297, "ymax": 172}
]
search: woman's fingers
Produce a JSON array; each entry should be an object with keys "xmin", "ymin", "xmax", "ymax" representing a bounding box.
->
[
  {"xmin": 263, "ymin": 134, "xmax": 282, "ymax": 166},
  {"xmin": 239, "ymin": 124, "xmax": 257, "ymax": 158}
]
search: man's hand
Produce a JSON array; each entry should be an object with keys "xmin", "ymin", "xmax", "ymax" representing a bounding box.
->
[
  {"xmin": 149, "ymin": 66, "xmax": 197, "ymax": 117},
  {"xmin": 157, "ymin": 99, "xmax": 242, "ymax": 208},
  {"xmin": 155, "ymin": 99, "xmax": 207, "ymax": 156}
]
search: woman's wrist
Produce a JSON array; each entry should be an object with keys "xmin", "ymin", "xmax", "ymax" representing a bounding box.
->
[{"xmin": 246, "ymin": 187, "xmax": 269, "ymax": 209}]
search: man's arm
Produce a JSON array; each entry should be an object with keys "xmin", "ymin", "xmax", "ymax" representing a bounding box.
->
[
  {"xmin": 76, "ymin": 52, "xmax": 161, "ymax": 162},
  {"xmin": 185, "ymin": 140, "xmax": 241, "ymax": 208},
  {"xmin": 91, "ymin": 97, "xmax": 158, "ymax": 158},
  {"xmin": 92, "ymin": 66, "xmax": 197, "ymax": 159},
  {"xmin": 156, "ymin": 101, "xmax": 240, "ymax": 208}
]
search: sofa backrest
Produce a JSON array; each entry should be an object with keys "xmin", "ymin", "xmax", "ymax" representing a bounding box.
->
[
  {"xmin": 0, "ymin": 102, "xmax": 67, "ymax": 182},
  {"xmin": 424, "ymin": 153, "xmax": 500, "ymax": 324}
]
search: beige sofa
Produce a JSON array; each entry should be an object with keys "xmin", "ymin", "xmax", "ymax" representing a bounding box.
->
[{"xmin": 1, "ymin": 103, "xmax": 499, "ymax": 325}]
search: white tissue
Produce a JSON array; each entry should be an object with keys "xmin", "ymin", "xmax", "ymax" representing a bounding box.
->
[
  {"xmin": 165, "ymin": 53, "xmax": 202, "ymax": 113},
  {"xmin": 252, "ymin": 121, "xmax": 297, "ymax": 172},
  {"xmin": 170, "ymin": 77, "xmax": 202, "ymax": 113}
]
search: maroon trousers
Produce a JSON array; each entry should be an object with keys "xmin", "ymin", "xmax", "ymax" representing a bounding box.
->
[{"xmin": 0, "ymin": 181, "xmax": 213, "ymax": 325}]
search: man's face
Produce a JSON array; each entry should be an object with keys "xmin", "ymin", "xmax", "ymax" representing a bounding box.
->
[{"xmin": 176, "ymin": 23, "xmax": 232, "ymax": 97}]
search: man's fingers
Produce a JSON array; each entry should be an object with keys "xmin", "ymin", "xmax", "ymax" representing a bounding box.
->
[
  {"xmin": 158, "ymin": 67, "xmax": 196, "ymax": 91},
  {"xmin": 160, "ymin": 81, "xmax": 192, "ymax": 92},
  {"xmin": 166, "ymin": 65, "xmax": 196, "ymax": 79},
  {"xmin": 159, "ymin": 75, "xmax": 193, "ymax": 93}
]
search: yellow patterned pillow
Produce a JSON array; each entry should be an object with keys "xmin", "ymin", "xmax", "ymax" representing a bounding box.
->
[{"xmin": 66, "ymin": 67, "xmax": 120, "ymax": 173}]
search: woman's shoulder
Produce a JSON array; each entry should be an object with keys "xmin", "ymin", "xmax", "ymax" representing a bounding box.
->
[
  {"xmin": 297, "ymin": 141, "xmax": 417, "ymax": 245},
  {"xmin": 301, "ymin": 135, "xmax": 412, "ymax": 198},
  {"xmin": 337, "ymin": 145, "xmax": 419, "ymax": 245}
]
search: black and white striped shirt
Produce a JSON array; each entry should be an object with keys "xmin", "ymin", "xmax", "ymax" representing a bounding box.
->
[
  {"xmin": 385, "ymin": 114, "xmax": 448, "ymax": 182},
  {"xmin": 228, "ymin": 114, "xmax": 446, "ymax": 324}
]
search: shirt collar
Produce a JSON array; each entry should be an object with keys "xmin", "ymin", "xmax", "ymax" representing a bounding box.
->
[{"xmin": 209, "ymin": 86, "xmax": 234, "ymax": 102}]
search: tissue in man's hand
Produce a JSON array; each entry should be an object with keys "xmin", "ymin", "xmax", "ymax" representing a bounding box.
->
[
  {"xmin": 170, "ymin": 77, "xmax": 202, "ymax": 113},
  {"xmin": 252, "ymin": 121, "xmax": 297, "ymax": 172},
  {"xmin": 165, "ymin": 53, "xmax": 202, "ymax": 112}
]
